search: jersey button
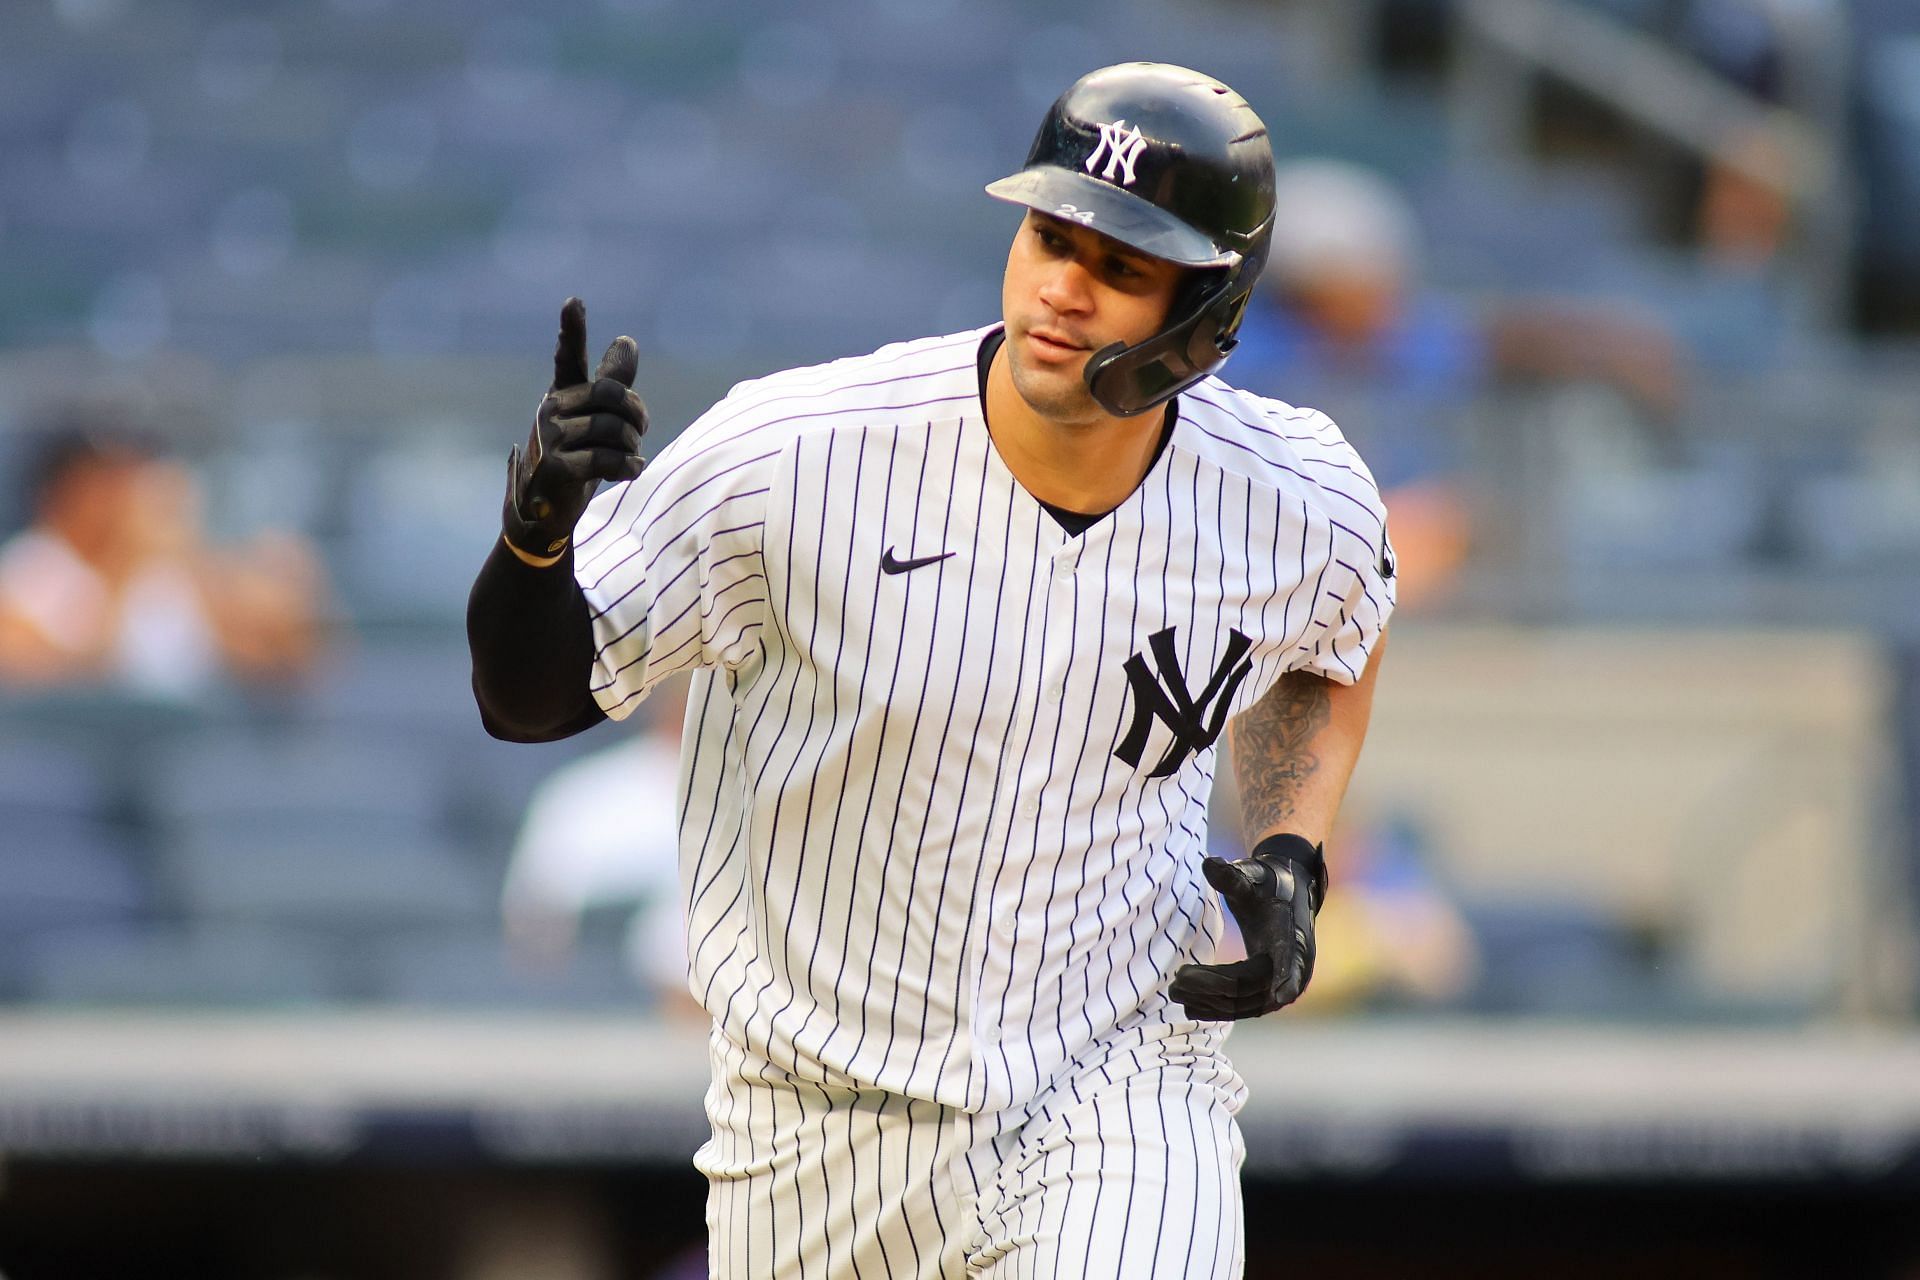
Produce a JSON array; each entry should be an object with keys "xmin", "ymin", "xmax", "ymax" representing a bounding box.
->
[
  {"xmin": 995, "ymin": 906, "xmax": 1017, "ymax": 938},
  {"xmin": 1046, "ymin": 682, "xmax": 1064, "ymax": 700},
  {"xmin": 1020, "ymin": 799, "xmax": 1038, "ymax": 819}
]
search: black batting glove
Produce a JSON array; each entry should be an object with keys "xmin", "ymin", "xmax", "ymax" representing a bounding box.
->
[
  {"xmin": 1170, "ymin": 833, "xmax": 1328, "ymax": 1021},
  {"xmin": 503, "ymin": 296, "xmax": 649, "ymax": 559}
]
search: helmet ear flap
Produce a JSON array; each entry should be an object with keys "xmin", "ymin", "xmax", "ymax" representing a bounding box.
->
[
  {"xmin": 1207, "ymin": 286, "xmax": 1253, "ymax": 356},
  {"xmin": 1177, "ymin": 267, "xmax": 1248, "ymax": 362},
  {"xmin": 1081, "ymin": 267, "xmax": 1254, "ymax": 417}
]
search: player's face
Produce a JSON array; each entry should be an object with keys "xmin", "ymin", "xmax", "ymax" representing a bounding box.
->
[{"xmin": 1001, "ymin": 212, "xmax": 1182, "ymax": 425}]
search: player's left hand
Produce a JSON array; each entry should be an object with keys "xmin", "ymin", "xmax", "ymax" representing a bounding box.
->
[{"xmin": 1169, "ymin": 833, "xmax": 1327, "ymax": 1021}]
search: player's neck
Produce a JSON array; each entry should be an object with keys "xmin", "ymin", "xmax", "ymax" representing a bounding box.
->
[{"xmin": 983, "ymin": 346, "xmax": 1167, "ymax": 516}]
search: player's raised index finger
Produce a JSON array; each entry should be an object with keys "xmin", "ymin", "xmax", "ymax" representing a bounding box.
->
[{"xmin": 552, "ymin": 297, "xmax": 590, "ymax": 389}]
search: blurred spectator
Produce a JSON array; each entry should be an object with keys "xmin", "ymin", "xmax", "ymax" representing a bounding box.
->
[
  {"xmin": 1209, "ymin": 766, "xmax": 1478, "ymax": 1014},
  {"xmin": 502, "ymin": 675, "xmax": 701, "ymax": 1019},
  {"xmin": 1663, "ymin": 0, "xmax": 1817, "ymax": 363},
  {"xmin": 1232, "ymin": 160, "xmax": 1685, "ymax": 607},
  {"xmin": 0, "ymin": 419, "xmax": 330, "ymax": 696},
  {"xmin": 1291, "ymin": 809, "xmax": 1480, "ymax": 1014},
  {"xmin": 1696, "ymin": 126, "xmax": 1794, "ymax": 271}
]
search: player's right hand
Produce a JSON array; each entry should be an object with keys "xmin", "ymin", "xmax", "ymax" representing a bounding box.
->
[
  {"xmin": 502, "ymin": 296, "xmax": 649, "ymax": 559},
  {"xmin": 1169, "ymin": 833, "xmax": 1327, "ymax": 1021}
]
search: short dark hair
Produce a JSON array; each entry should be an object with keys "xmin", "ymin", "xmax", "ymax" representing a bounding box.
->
[{"xmin": 12, "ymin": 410, "xmax": 162, "ymax": 518}]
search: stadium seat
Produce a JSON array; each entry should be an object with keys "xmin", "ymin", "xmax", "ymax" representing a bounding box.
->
[
  {"xmin": 372, "ymin": 934, "xmax": 646, "ymax": 1010},
  {"xmin": 1559, "ymin": 465, "xmax": 1768, "ymax": 569},
  {"xmin": 142, "ymin": 727, "xmax": 447, "ymax": 841},
  {"xmin": 22, "ymin": 924, "xmax": 343, "ymax": 1007},
  {"xmin": 0, "ymin": 738, "xmax": 112, "ymax": 821},
  {"xmin": 335, "ymin": 444, "xmax": 504, "ymax": 625},
  {"xmin": 299, "ymin": 636, "xmax": 485, "ymax": 740},
  {"xmin": 0, "ymin": 826, "xmax": 146, "ymax": 934},
  {"xmin": 1459, "ymin": 899, "xmax": 1658, "ymax": 1017},
  {"xmin": 0, "ymin": 693, "xmax": 203, "ymax": 799},
  {"xmin": 162, "ymin": 828, "xmax": 495, "ymax": 935}
]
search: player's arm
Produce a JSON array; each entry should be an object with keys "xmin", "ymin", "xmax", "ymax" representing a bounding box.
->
[
  {"xmin": 1170, "ymin": 632, "xmax": 1387, "ymax": 1020},
  {"xmin": 467, "ymin": 298, "xmax": 647, "ymax": 743},
  {"xmin": 467, "ymin": 539, "xmax": 605, "ymax": 741},
  {"xmin": 1233, "ymin": 629, "xmax": 1386, "ymax": 850}
]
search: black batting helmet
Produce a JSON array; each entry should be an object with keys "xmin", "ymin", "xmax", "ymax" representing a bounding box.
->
[{"xmin": 986, "ymin": 62, "xmax": 1277, "ymax": 416}]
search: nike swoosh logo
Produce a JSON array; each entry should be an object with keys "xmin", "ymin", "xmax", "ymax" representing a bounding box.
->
[{"xmin": 881, "ymin": 546, "xmax": 955, "ymax": 575}]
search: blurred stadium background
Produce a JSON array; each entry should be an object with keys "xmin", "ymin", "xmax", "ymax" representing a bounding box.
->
[{"xmin": 2, "ymin": 0, "xmax": 1920, "ymax": 1275}]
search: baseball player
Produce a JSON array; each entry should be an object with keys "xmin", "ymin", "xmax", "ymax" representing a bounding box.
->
[{"xmin": 469, "ymin": 62, "xmax": 1392, "ymax": 1279}]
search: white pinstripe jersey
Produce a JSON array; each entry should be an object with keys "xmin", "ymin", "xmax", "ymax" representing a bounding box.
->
[{"xmin": 573, "ymin": 325, "xmax": 1394, "ymax": 1114}]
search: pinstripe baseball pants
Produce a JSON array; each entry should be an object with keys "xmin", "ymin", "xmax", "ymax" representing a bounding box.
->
[{"xmin": 696, "ymin": 1029, "xmax": 1248, "ymax": 1278}]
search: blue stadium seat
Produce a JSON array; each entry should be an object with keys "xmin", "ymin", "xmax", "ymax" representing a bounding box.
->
[
  {"xmin": 1559, "ymin": 466, "xmax": 1767, "ymax": 569},
  {"xmin": 142, "ymin": 727, "xmax": 446, "ymax": 840},
  {"xmin": 1413, "ymin": 167, "xmax": 1644, "ymax": 293},
  {"xmin": 334, "ymin": 445, "xmax": 503, "ymax": 625},
  {"xmin": 0, "ymin": 826, "xmax": 146, "ymax": 934},
  {"xmin": 373, "ymin": 934, "xmax": 646, "ymax": 1010},
  {"xmin": 0, "ymin": 820, "xmax": 150, "ymax": 1000},
  {"xmin": 22, "ymin": 924, "xmax": 343, "ymax": 1007},
  {"xmin": 0, "ymin": 738, "xmax": 111, "ymax": 821},
  {"xmin": 299, "ymin": 636, "xmax": 483, "ymax": 738},
  {"xmin": 1562, "ymin": 0, "xmax": 1667, "ymax": 29},
  {"xmin": 1459, "ymin": 899, "xmax": 1657, "ymax": 1016},
  {"xmin": 1787, "ymin": 452, "xmax": 1920, "ymax": 568},
  {"xmin": 444, "ymin": 730, "xmax": 601, "ymax": 876},
  {"xmin": 163, "ymin": 829, "xmax": 495, "ymax": 934}
]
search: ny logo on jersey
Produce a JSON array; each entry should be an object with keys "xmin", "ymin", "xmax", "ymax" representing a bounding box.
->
[
  {"xmin": 1084, "ymin": 119, "xmax": 1147, "ymax": 186},
  {"xmin": 1114, "ymin": 627, "xmax": 1255, "ymax": 778}
]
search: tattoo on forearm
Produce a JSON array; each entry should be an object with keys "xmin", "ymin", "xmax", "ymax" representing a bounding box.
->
[{"xmin": 1235, "ymin": 670, "xmax": 1331, "ymax": 835}]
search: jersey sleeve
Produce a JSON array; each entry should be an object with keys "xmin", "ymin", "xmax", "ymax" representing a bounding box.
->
[
  {"xmin": 571, "ymin": 420, "xmax": 782, "ymax": 720},
  {"xmin": 1290, "ymin": 415, "xmax": 1397, "ymax": 686},
  {"xmin": 1294, "ymin": 519, "xmax": 1394, "ymax": 684}
]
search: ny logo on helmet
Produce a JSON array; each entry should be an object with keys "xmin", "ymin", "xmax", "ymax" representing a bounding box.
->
[{"xmin": 1085, "ymin": 120, "xmax": 1147, "ymax": 186}]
